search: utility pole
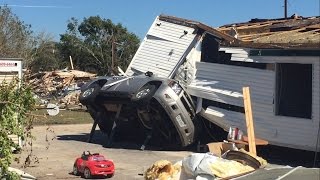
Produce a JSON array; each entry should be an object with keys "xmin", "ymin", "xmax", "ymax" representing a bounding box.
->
[
  {"xmin": 111, "ymin": 36, "xmax": 116, "ymax": 75},
  {"xmin": 284, "ymin": 0, "xmax": 288, "ymax": 18}
]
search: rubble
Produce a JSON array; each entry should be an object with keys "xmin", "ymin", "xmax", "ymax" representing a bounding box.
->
[
  {"xmin": 145, "ymin": 160, "xmax": 182, "ymax": 180},
  {"xmin": 27, "ymin": 69, "xmax": 96, "ymax": 109},
  {"xmin": 144, "ymin": 144, "xmax": 267, "ymax": 180}
]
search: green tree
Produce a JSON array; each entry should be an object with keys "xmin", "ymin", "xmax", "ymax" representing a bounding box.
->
[
  {"xmin": 0, "ymin": 6, "xmax": 33, "ymax": 60},
  {"xmin": 59, "ymin": 16, "xmax": 140, "ymax": 75},
  {"xmin": 0, "ymin": 5, "xmax": 59, "ymax": 72},
  {"xmin": 29, "ymin": 32, "xmax": 61, "ymax": 72}
]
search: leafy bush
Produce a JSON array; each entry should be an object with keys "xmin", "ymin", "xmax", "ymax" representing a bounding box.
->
[{"xmin": 0, "ymin": 79, "xmax": 36, "ymax": 179}]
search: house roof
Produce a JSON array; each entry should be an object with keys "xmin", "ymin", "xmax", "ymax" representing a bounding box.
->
[
  {"xmin": 217, "ymin": 15, "xmax": 320, "ymax": 49},
  {"xmin": 159, "ymin": 14, "xmax": 320, "ymax": 49}
]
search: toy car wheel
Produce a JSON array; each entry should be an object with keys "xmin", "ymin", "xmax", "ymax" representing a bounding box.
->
[
  {"xmin": 83, "ymin": 167, "xmax": 92, "ymax": 179},
  {"xmin": 73, "ymin": 164, "xmax": 79, "ymax": 176},
  {"xmin": 79, "ymin": 83, "xmax": 101, "ymax": 105},
  {"xmin": 106, "ymin": 173, "xmax": 114, "ymax": 178}
]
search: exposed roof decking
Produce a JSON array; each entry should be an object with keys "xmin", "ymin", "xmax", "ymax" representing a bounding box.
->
[
  {"xmin": 157, "ymin": 14, "xmax": 320, "ymax": 49},
  {"xmin": 217, "ymin": 16, "xmax": 320, "ymax": 49}
]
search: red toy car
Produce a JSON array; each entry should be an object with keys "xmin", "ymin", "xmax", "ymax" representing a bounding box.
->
[{"xmin": 73, "ymin": 151, "xmax": 115, "ymax": 179}]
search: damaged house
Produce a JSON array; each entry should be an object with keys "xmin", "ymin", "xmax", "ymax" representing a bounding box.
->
[{"xmin": 125, "ymin": 15, "xmax": 320, "ymax": 151}]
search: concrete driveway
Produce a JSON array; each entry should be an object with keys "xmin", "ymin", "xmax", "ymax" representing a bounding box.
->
[{"xmin": 12, "ymin": 124, "xmax": 192, "ymax": 180}]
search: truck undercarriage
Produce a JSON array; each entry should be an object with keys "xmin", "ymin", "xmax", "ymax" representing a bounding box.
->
[{"xmin": 80, "ymin": 74, "xmax": 202, "ymax": 149}]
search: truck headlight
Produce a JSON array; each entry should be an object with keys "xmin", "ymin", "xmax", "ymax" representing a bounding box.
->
[
  {"xmin": 136, "ymin": 88, "xmax": 151, "ymax": 99},
  {"xmin": 169, "ymin": 81, "xmax": 182, "ymax": 95},
  {"xmin": 82, "ymin": 88, "xmax": 94, "ymax": 97}
]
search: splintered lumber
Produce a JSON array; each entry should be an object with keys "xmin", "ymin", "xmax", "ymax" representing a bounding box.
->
[
  {"xmin": 69, "ymin": 56, "xmax": 74, "ymax": 70},
  {"xmin": 27, "ymin": 69, "xmax": 97, "ymax": 106},
  {"xmin": 243, "ymin": 87, "xmax": 256, "ymax": 156},
  {"xmin": 63, "ymin": 75, "xmax": 75, "ymax": 86},
  {"xmin": 53, "ymin": 70, "xmax": 96, "ymax": 78},
  {"xmin": 217, "ymin": 16, "xmax": 320, "ymax": 48}
]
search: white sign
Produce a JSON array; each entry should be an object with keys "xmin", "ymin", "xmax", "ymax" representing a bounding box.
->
[
  {"xmin": 0, "ymin": 59, "xmax": 23, "ymax": 81},
  {"xmin": 0, "ymin": 62, "xmax": 17, "ymax": 67}
]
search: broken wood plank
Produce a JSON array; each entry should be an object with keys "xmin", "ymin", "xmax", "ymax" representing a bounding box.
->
[
  {"xmin": 242, "ymin": 136, "xmax": 268, "ymax": 145},
  {"xmin": 69, "ymin": 56, "xmax": 74, "ymax": 70},
  {"xmin": 243, "ymin": 87, "xmax": 257, "ymax": 156}
]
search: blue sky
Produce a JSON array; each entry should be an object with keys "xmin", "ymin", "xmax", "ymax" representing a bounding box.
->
[{"xmin": 1, "ymin": 0, "xmax": 319, "ymax": 41}]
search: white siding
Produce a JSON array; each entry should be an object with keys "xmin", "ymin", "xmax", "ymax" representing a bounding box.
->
[
  {"xmin": 126, "ymin": 17, "xmax": 197, "ymax": 78},
  {"xmin": 0, "ymin": 59, "xmax": 23, "ymax": 146},
  {"xmin": 188, "ymin": 62, "xmax": 274, "ymax": 107},
  {"xmin": 219, "ymin": 47, "xmax": 254, "ymax": 62},
  {"xmin": 188, "ymin": 58, "xmax": 320, "ymax": 151},
  {"xmin": 0, "ymin": 74, "xmax": 17, "ymax": 83}
]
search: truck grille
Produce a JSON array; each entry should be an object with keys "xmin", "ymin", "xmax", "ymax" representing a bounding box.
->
[{"xmin": 181, "ymin": 91, "xmax": 195, "ymax": 119}]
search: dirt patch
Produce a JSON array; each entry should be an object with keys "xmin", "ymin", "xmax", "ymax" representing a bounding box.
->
[{"xmin": 12, "ymin": 124, "xmax": 192, "ymax": 179}]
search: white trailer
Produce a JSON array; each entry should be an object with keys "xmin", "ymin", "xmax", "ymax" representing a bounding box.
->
[
  {"xmin": 128, "ymin": 15, "xmax": 320, "ymax": 152},
  {"xmin": 0, "ymin": 58, "xmax": 23, "ymax": 147}
]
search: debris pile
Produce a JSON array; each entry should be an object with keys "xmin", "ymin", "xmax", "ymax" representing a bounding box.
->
[
  {"xmin": 144, "ymin": 143, "xmax": 268, "ymax": 180},
  {"xmin": 27, "ymin": 69, "xmax": 96, "ymax": 108},
  {"xmin": 145, "ymin": 160, "xmax": 181, "ymax": 180}
]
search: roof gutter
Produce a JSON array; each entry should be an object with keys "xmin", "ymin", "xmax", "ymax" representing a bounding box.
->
[{"xmin": 159, "ymin": 14, "xmax": 240, "ymax": 46}]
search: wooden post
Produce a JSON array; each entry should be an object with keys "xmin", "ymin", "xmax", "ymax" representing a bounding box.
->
[
  {"xmin": 243, "ymin": 87, "xmax": 257, "ymax": 156},
  {"xmin": 69, "ymin": 56, "xmax": 74, "ymax": 70}
]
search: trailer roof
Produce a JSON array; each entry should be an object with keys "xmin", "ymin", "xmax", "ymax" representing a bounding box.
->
[
  {"xmin": 218, "ymin": 15, "xmax": 320, "ymax": 49},
  {"xmin": 159, "ymin": 14, "xmax": 320, "ymax": 49}
]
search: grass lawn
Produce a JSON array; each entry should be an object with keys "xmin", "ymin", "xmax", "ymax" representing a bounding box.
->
[{"xmin": 32, "ymin": 109, "xmax": 93, "ymax": 125}]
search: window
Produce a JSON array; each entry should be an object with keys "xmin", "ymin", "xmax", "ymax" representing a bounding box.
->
[
  {"xmin": 92, "ymin": 156, "xmax": 105, "ymax": 161},
  {"xmin": 275, "ymin": 63, "xmax": 312, "ymax": 119}
]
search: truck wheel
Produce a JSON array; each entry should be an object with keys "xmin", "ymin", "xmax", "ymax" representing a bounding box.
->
[
  {"xmin": 79, "ymin": 83, "xmax": 100, "ymax": 105},
  {"xmin": 150, "ymin": 103, "xmax": 182, "ymax": 148}
]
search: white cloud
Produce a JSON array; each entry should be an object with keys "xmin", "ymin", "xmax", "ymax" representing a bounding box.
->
[{"xmin": 1, "ymin": 4, "xmax": 71, "ymax": 8}]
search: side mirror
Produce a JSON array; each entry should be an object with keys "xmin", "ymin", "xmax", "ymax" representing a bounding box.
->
[{"xmin": 145, "ymin": 71, "xmax": 153, "ymax": 77}]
